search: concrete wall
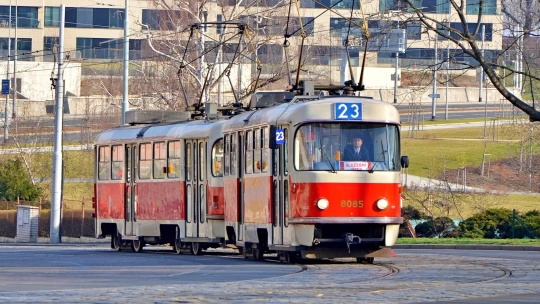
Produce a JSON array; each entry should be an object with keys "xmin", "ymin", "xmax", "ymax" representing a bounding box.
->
[
  {"xmin": 0, "ymin": 62, "xmax": 81, "ymax": 101},
  {"xmin": 360, "ymin": 86, "xmax": 520, "ymax": 106},
  {"xmin": 0, "ymin": 87, "xmax": 521, "ymax": 118}
]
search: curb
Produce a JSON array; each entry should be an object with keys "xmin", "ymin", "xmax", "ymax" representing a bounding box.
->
[
  {"xmin": 393, "ymin": 244, "xmax": 540, "ymax": 251},
  {"xmin": 0, "ymin": 236, "xmax": 109, "ymax": 245}
]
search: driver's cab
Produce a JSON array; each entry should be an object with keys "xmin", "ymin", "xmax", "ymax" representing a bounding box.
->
[{"xmin": 294, "ymin": 123, "xmax": 399, "ymax": 172}]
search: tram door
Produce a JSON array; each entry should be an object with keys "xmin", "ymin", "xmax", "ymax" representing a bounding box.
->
[
  {"xmin": 237, "ymin": 132, "xmax": 244, "ymax": 241},
  {"xmin": 124, "ymin": 144, "xmax": 137, "ymax": 236},
  {"xmin": 185, "ymin": 140, "xmax": 207, "ymax": 238},
  {"xmin": 272, "ymin": 127, "xmax": 288, "ymax": 245}
]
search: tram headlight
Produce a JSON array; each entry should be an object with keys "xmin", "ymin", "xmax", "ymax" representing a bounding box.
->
[
  {"xmin": 376, "ymin": 198, "xmax": 389, "ymax": 210},
  {"xmin": 316, "ymin": 198, "xmax": 329, "ymax": 210}
]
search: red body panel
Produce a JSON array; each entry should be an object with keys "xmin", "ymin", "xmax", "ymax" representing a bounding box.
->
[
  {"xmin": 207, "ymin": 184, "xmax": 224, "ymax": 215},
  {"xmin": 136, "ymin": 181, "xmax": 185, "ymax": 220},
  {"xmin": 243, "ymin": 176, "xmax": 272, "ymax": 224},
  {"xmin": 224, "ymin": 178, "xmax": 238, "ymax": 222},
  {"xmin": 96, "ymin": 183, "xmax": 125, "ymax": 219},
  {"xmin": 290, "ymin": 182, "xmax": 401, "ymax": 218}
]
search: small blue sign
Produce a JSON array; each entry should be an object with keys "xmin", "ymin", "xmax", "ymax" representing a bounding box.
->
[
  {"xmin": 275, "ymin": 129, "xmax": 285, "ymax": 145},
  {"xmin": 1, "ymin": 79, "xmax": 9, "ymax": 95},
  {"xmin": 334, "ymin": 102, "xmax": 363, "ymax": 120}
]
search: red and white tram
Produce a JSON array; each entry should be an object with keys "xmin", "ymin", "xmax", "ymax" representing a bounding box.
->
[
  {"xmin": 222, "ymin": 92, "xmax": 408, "ymax": 262},
  {"xmin": 93, "ymin": 91, "xmax": 408, "ymax": 263},
  {"xmin": 93, "ymin": 111, "xmax": 226, "ymax": 254}
]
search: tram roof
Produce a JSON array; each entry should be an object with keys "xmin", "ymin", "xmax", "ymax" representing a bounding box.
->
[
  {"xmin": 95, "ymin": 119, "xmax": 226, "ymax": 144},
  {"xmin": 223, "ymin": 95, "xmax": 400, "ymax": 131}
]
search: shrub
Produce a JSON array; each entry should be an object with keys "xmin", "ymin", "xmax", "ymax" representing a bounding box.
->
[
  {"xmin": 0, "ymin": 158, "xmax": 43, "ymax": 201},
  {"xmin": 415, "ymin": 216, "xmax": 456, "ymax": 238},
  {"xmin": 457, "ymin": 208, "xmax": 514, "ymax": 238}
]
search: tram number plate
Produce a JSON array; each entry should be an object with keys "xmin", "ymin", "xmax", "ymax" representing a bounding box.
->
[
  {"xmin": 275, "ymin": 129, "xmax": 285, "ymax": 145},
  {"xmin": 334, "ymin": 103, "xmax": 363, "ymax": 120}
]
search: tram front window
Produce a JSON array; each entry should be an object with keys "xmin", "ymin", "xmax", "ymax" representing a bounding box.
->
[{"xmin": 294, "ymin": 123, "xmax": 400, "ymax": 172}]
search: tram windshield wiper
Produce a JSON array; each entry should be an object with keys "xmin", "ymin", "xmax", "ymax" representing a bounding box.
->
[{"xmin": 319, "ymin": 147, "xmax": 337, "ymax": 173}]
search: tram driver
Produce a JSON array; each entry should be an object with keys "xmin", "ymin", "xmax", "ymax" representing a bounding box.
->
[{"xmin": 343, "ymin": 135, "xmax": 369, "ymax": 161}]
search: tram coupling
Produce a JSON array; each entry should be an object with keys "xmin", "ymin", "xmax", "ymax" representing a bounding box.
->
[{"xmin": 344, "ymin": 233, "xmax": 361, "ymax": 253}]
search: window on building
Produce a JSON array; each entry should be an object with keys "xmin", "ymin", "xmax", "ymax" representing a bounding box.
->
[
  {"xmin": 43, "ymin": 37, "xmax": 58, "ymax": 52},
  {"xmin": 217, "ymin": 14, "xmax": 223, "ymax": 34},
  {"xmin": 45, "ymin": 7, "xmax": 60, "ymax": 27},
  {"xmin": 301, "ymin": 0, "xmax": 359, "ymax": 9},
  {"xmin": 330, "ymin": 18, "xmax": 363, "ymax": 37},
  {"xmin": 0, "ymin": 6, "xmax": 38, "ymax": 28},
  {"xmin": 407, "ymin": 23, "xmax": 422, "ymax": 40},
  {"xmin": 63, "ymin": 7, "xmax": 124, "ymax": 28},
  {"xmin": 0, "ymin": 38, "xmax": 31, "ymax": 51},
  {"xmin": 450, "ymin": 22, "xmax": 493, "ymax": 41},
  {"xmin": 242, "ymin": 15, "xmax": 314, "ymax": 36},
  {"xmin": 466, "ymin": 0, "xmax": 497, "ymax": 15},
  {"xmin": 257, "ymin": 44, "xmax": 283, "ymax": 64},
  {"xmin": 380, "ymin": 0, "xmax": 449, "ymax": 13},
  {"xmin": 76, "ymin": 37, "xmax": 140, "ymax": 59}
]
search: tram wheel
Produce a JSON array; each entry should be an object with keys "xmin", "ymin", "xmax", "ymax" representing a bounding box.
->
[
  {"xmin": 190, "ymin": 242, "xmax": 201, "ymax": 255},
  {"xmin": 356, "ymin": 257, "xmax": 374, "ymax": 264},
  {"xmin": 172, "ymin": 227, "xmax": 182, "ymax": 254},
  {"xmin": 286, "ymin": 252, "xmax": 298, "ymax": 264},
  {"xmin": 252, "ymin": 247, "xmax": 264, "ymax": 261},
  {"xmin": 241, "ymin": 247, "xmax": 249, "ymax": 259},
  {"xmin": 131, "ymin": 239, "xmax": 144, "ymax": 252},
  {"xmin": 111, "ymin": 233, "xmax": 122, "ymax": 252}
]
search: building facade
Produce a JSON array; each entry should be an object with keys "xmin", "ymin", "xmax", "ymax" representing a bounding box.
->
[{"xmin": 0, "ymin": 0, "xmax": 502, "ymax": 83}]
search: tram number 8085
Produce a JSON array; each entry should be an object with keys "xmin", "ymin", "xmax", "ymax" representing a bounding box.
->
[{"xmin": 341, "ymin": 200, "xmax": 364, "ymax": 208}]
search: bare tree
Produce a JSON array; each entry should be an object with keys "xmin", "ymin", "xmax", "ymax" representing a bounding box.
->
[{"xmin": 397, "ymin": 0, "xmax": 540, "ymax": 121}]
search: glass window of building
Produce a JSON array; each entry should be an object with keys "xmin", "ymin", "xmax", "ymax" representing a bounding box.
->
[
  {"xmin": 45, "ymin": 7, "xmax": 60, "ymax": 27},
  {"xmin": 466, "ymin": 0, "xmax": 497, "ymax": 15}
]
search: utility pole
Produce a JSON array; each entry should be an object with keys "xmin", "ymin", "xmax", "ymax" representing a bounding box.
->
[
  {"xmin": 121, "ymin": 0, "xmax": 129, "ymax": 125},
  {"xmin": 12, "ymin": 0, "xmax": 17, "ymax": 120},
  {"xmin": 445, "ymin": 41, "xmax": 449, "ymax": 119},
  {"xmin": 50, "ymin": 4, "xmax": 65, "ymax": 244},
  {"xmin": 479, "ymin": 25, "xmax": 485, "ymax": 103},
  {"xmin": 200, "ymin": 10, "xmax": 208, "ymax": 104},
  {"xmin": 3, "ymin": 0, "xmax": 11, "ymax": 143},
  {"xmin": 393, "ymin": 13, "xmax": 400, "ymax": 104},
  {"xmin": 431, "ymin": 34, "xmax": 437, "ymax": 120}
]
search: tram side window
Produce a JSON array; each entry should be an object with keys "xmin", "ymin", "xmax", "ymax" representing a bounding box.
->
[
  {"xmin": 168, "ymin": 141, "xmax": 181, "ymax": 178},
  {"xmin": 199, "ymin": 142, "xmax": 205, "ymax": 181},
  {"xmin": 186, "ymin": 142, "xmax": 192, "ymax": 181},
  {"xmin": 153, "ymin": 142, "xmax": 166, "ymax": 179},
  {"xmin": 253, "ymin": 129, "xmax": 261, "ymax": 173},
  {"xmin": 139, "ymin": 143, "xmax": 152, "ymax": 180},
  {"xmin": 223, "ymin": 135, "xmax": 230, "ymax": 176},
  {"xmin": 284, "ymin": 128, "xmax": 289, "ymax": 176},
  {"xmin": 111, "ymin": 145, "xmax": 124, "ymax": 180},
  {"xmin": 262, "ymin": 127, "xmax": 269, "ymax": 173},
  {"xmin": 212, "ymin": 138, "xmax": 224, "ymax": 177},
  {"xmin": 98, "ymin": 146, "xmax": 110, "ymax": 180},
  {"xmin": 230, "ymin": 133, "xmax": 237, "ymax": 175},
  {"xmin": 245, "ymin": 131, "xmax": 253, "ymax": 174}
]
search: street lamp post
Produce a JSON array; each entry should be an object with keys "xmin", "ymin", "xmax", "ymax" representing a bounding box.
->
[
  {"xmin": 3, "ymin": 0, "xmax": 11, "ymax": 143},
  {"xmin": 431, "ymin": 34, "xmax": 437, "ymax": 121}
]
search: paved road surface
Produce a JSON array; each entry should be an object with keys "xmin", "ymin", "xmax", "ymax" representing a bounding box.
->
[{"xmin": 0, "ymin": 244, "xmax": 539, "ymax": 303}]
